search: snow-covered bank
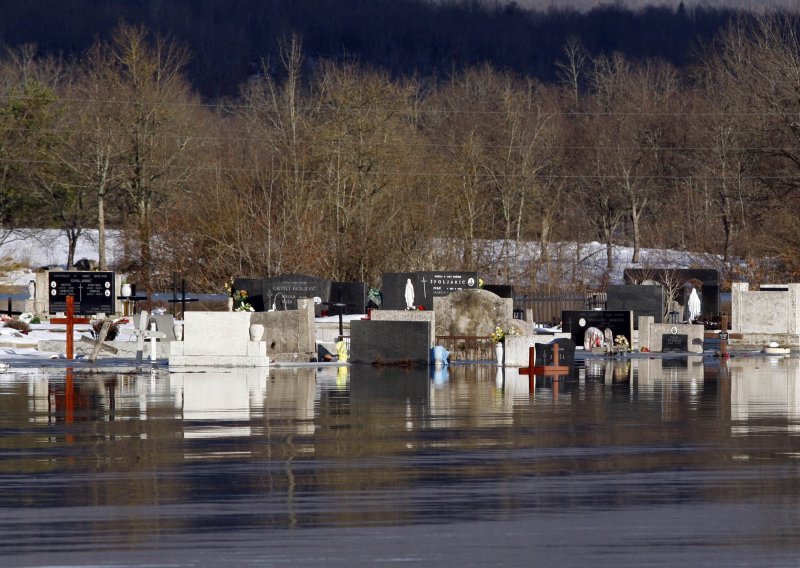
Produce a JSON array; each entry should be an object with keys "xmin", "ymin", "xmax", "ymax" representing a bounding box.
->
[
  {"xmin": 0, "ymin": 229, "xmax": 719, "ymax": 289},
  {"xmin": 0, "ymin": 230, "xmax": 122, "ymax": 286}
]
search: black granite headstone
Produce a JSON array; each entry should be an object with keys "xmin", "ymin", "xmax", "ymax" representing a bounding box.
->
[
  {"xmin": 483, "ymin": 284, "xmax": 514, "ymax": 298},
  {"xmin": 380, "ymin": 272, "xmax": 416, "ymax": 310},
  {"xmin": 232, "ymin": 277, "xmax": 266, "ymax": 311},
  {"xmin": 330, "ymin": 281, "xmax": 367, "ymax": 315},
  {"xmin": 381, "ymin": 271, "xmax": 479, "ymax": 311},
  {"xmin": 624, "ymin": 268, "xmax": 720, "ymax": 318},
  {"xmin": 606, "ymin": 284, "xmax": 663, "ymax": 328},
  {"xmin": 662, "ymin": 333, "xmax": 688, "ymax": 353},
  {"xmin": 263, "ymin": 274, "xmax": 331, "ymax": 314},
  {"xmin": 350, "ymin": 320, "xmax": 431, "ymax": 366},
  {"xmin": 562, "ymin": 310, "xmax": 633, "ymax": 346},
  {"xmin": 49, "ymin": 271, "xmax": 115, "ymax": 315}
]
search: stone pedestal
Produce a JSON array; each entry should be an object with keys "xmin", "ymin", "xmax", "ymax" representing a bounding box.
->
[{"xmin": 168, "ymin": 312, "xmax": 269, "ymax": 367}]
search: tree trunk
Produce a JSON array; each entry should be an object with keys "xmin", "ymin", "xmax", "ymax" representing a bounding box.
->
[
  {"xmin": 631, "ymin": 206, "xmax": 641, "ymax": 264},
  {"xmin": 98, "ymin": 190, "xmax": 106, "ymax": 270}
]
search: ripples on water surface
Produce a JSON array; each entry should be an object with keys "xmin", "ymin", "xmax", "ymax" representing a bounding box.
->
[{"xmin": 0, "ymin": 356, "xmax": 799, "ymax": 566}]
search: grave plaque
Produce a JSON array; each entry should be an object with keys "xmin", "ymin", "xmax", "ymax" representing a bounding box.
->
[
  {"xmin": 661, "ymin": 333, "xmax": 688, "ymax": 353},
  {"xmin": 49, "ymin": 271, "xmax": 115, "ymax": 315},
  {"xmin": 562, "ymin": 310, "xmax": 633, "ymax": 347},
  {"xmin": 381, "ymin": 271, "xmax": 478, "ymax": 310}
]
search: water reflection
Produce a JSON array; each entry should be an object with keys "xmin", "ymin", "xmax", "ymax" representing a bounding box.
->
[{"xmin": 1, "ymin": 357, "xmax": 800, "ymax": 565}]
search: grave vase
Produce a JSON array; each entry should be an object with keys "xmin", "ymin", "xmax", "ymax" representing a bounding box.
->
[
  {"xmin": 227, "ymin": 297, "xmax": 234, "ymax": 312},
  {"xmin": 173, "ymin": 323, "xmax": 183, "ymax": 341},
  {"xmin": 249, "ymin": 324, "xmax": 264, "ymax": 342},
  {"xmin": 495, "ymin": 342, "xmax": 504, "ymax": 366},
  {"xmin": 120, "ymin": 283, "xmax": 132, "ymax": 297}
]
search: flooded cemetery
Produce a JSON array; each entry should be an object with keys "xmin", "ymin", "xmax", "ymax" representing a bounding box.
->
[
  {"xmin": 2, "ymin": 358, "xmax": 800, "ymax": 567},
  {"xmin": 1, "ymin": 268, "xmax": 800, "ymax": 566}
]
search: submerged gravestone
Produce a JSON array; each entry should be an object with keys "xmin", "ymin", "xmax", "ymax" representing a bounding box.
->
[
  {"xmin": 350, "ymin": 320, "xmax": 432, "ymax": 366},
  {"xmin": 534, "ymin": 338, "xmax": 576, "ymax": 367}
]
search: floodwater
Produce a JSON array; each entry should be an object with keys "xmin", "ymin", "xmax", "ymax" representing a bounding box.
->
[{"xmin": 1, "ymin": 356, "xmax": 799, "ymax": 567}]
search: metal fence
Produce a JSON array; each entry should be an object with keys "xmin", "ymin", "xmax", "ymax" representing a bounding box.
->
[
  {"xmin": 513, "ymin": 292, "xmax": 606, "ymax": 325},
  {"xmin": 435, "ymin": 336, "xmax": 494, "ymax": 361}
]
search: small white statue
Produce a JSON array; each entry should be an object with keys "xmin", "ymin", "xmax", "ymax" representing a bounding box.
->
[{"xmin": 404, "ymin": 278, "xmax": 415, "ymax": 309}]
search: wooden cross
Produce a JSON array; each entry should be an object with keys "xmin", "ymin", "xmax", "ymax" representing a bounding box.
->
[
  {"xmin": 519, "ymin": 344, "xmax": 571, "ymax": 377},
  {"xmin": 519, "ymin": 343, "xmax": 571, "ymax": 401},
  {"xmin": 79, "ymin": 319, "xmax": 119, "ymax": 362},
  {"xmin": 2, "ymin": 298, "xmax": 21, "ymax": 316},
  {"xmin": 50, "ymin": 296, "xmax": 90, "ymax": 360}
]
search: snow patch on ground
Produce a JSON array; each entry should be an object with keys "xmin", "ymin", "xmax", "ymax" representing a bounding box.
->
[{"xmin": 0, "ymin": 230, "xmax": 122, "ymax": 286}]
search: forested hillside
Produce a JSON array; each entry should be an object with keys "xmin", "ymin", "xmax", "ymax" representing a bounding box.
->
[
  {"xmin": 0, "ymin": 0, "xmax": 735, "ymax": 98},
  {"xmin": 0, "ymin": 2, "xmax": 798, "ymax": 294}
]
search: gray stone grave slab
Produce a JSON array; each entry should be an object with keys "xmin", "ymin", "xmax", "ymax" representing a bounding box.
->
[
  {"xmin": 152, "ymin": 314, "xmax": 176, "ymax": 341},
  {"xmin": 607, "ymin": 284, "xmax": 663, "ymax": 328},
  {"xmin": 562, "ymin": 310, "xmax": 633, "ymax": 347},
  {"xmin": 350, "ymin": 320, "xmax": 432, "ymax": 366}
]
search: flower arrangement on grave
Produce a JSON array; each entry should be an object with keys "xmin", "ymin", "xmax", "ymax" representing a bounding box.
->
[
  {"xmin": 0, "ymin": 314, "xmax": 11, "ymax": 324},
  {"xmin": 418, "ymin": 305, "xmax": 425, "ymax": 310},
  {"xmin": 613, "ymin": 335, "xmax": 630, "ymax": 351},
  {"xmin": 91, "ymin": 317, "xmax": 121, "ymax": 341},
  {"xmin": 490, "ymin": 325, "xmax": 521, "ymax": 344},
  {"xmin": 233, "ymin": 289, "xmax": 254, "ymax": 312}
]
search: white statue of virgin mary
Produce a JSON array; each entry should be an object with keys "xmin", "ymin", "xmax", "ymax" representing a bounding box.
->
[
  {"xmin": 405, "ymin": 278, "xmax": 415, "ymax": 309},
  {"xmin": 687, "ymin": 288, "xmax": 701, "ymax": 322}
]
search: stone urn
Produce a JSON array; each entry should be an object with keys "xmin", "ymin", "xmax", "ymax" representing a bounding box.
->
[
  {"xmin": 173, "ymin": 323, "xmax": 184, "ymax": 341},
  {"xmin": 121, "ymin": 283, "xmax": 132, "ymax": 297},
  {"xmin": 249, "ymin": 324, "xmax": 264, "ymax": 342}
]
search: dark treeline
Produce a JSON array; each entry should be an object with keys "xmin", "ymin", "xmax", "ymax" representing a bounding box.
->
[
  {"xmin": 0, "ymin": 0, "xmax": 736, "ymax": 98},
  {"xmin": 2, "ymin": 7, "xmax": 800, "ymax": 297}
]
